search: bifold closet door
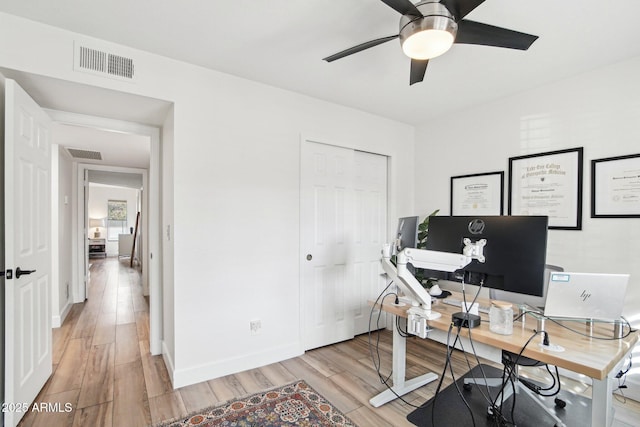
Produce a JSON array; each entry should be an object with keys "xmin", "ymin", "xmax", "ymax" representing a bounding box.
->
[
  {"xmin": 300, "ymin": 140, "xmax": 387, "ymax": 350},
  {"xmin": 352, "ymin": 151, "xmax": 387, "ymax": 336}
]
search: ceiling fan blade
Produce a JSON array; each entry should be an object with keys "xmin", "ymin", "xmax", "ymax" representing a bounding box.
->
[
  {"xmin": 323, "ymin": 35, "xmax": 398, "ymax": 62},
  {"xmin": 380, "ymin": 0, "xmax": 422, "ymax": 17},
  {"xmin": 410, "ymin": 59, "xmax": 429, "ymax": 85},
  {"xmin": 455, "ymin": 20, "xmax": 538, "ymax": 50},
  {"xmin": 440, "ymin": 0, "xmax": 486, "ymax": 21}
]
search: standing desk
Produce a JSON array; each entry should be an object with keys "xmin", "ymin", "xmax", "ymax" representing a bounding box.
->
[{"xmin": 369, "ymin": 293, "xmax": 638, "ymax": 427}]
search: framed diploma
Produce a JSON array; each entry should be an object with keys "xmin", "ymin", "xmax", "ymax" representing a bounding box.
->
[
  {"xmin": 591, "ymin": 153, "xmax": 640, "ymax": 218},
  {"xmin": 450, "ymin": 171, "xmax": 504, "ymax": 216},
  {"xmin": 508, "ymin": 147, "xmax": 584, "ymax": 230}
]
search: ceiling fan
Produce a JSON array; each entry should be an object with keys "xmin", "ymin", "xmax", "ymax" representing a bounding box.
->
[{"xmin": 323, "ymin": 0, "xmax": 538, "ymax": 85}]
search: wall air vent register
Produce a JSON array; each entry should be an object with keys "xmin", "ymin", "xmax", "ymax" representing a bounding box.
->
[
  {"xmin": 66, "ymin": 148, "xmax": 102, "ymax": 161},
  {"xmin": 73, "ymin": 42, "xmax": 136, "ymax": 82}
]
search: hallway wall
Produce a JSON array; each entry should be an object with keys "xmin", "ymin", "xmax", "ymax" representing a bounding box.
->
[{"xmin": 52, "ymin": 146, "xmax": 74, "ymax": 327}]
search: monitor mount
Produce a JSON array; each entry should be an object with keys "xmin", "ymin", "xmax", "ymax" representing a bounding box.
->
[{"xmin": 381, "ymin": 238, "xmax": 486, "ymax": 337}]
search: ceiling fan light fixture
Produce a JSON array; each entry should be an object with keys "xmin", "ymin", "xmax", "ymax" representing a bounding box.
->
[{"xmin": 400, "ymin": 14, "xmax": 458, "ymax": 60}]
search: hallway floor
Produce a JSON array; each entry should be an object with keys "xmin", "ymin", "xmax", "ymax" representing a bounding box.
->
[{"xmin": 18, "ymin": 257, "xmax": 153, "ymax": 426}]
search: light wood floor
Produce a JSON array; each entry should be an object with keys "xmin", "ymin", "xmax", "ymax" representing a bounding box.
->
[{"xmin": 18, "ymin": 257, "xmax": 640, "ymax": 427}]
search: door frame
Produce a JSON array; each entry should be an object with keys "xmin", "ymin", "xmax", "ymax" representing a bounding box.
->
[
  {"xmin": 78, "ymin": 163, "xmax": 148, "ymax": 297},
  {"xmin": 48, "ymin": 110, "xmax": 163, "ymax": 356},
  {"xmin": 0, "ymin": 72, "xmax": 6, "ymax": 416}
]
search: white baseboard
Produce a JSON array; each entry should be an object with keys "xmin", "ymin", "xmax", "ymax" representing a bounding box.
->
[
  {"xmin": 171, "ymin": 343, "xmax": 303, "ymax": 389},
  {"xmin": 162, "ymin": 340, "xmax": 175, "ymax": 387},
  {"xmin": 52, "ymin": 300, "xmax": 72, "ymax": 328}
]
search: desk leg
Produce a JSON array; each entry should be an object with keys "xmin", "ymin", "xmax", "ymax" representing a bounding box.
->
[
  {"xmin": 369, "ymin": 316, "xmax": 438, "ymax": 407},
  {"xmin": 591, "ymin": 377, "xmax": 613, "ymax": 427}
]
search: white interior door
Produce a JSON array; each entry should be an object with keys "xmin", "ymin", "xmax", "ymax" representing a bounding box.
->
[
  {"xmin": 300, "ymin": 141, "xmax": 388, "ymax": 350},
  {"xmin": 3, "ymin": 79, "xmax": 53, "ymax": 427},
  {"xmin": 353, "ymin": 151, "xmax": 388, "ymax": 335}
]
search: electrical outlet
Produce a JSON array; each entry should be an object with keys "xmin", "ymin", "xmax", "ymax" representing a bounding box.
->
[{"xmin": 250, "ymin": 319, "xmax": 262, "ymax": 335}]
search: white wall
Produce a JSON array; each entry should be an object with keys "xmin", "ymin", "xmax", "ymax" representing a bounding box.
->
[
  {"xmin": 167, "ymin": 66, "xmax": 415, "ymax": 388},
  {"xmin": 161, "ymin": 105, "xmax": 175, "ymax": 375},
  {"xmin": 415, "ymin": 55, "xmax": 640, "ymax": 395},
  {"xmin": 0, "ymin": 13, "xmax": 416, "ymax": 387},
  {"xmin": 88, "ymin": 184, "xmax": 140, "ymax": 255},
  {"xmin": 52, "ymin": 146, "xmax": 74, "ymax": 326}
]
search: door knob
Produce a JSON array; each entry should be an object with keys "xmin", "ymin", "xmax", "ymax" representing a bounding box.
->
[
  {"xmin": 306, "ymin": 254, "xmax": 313, "ymax": 261},
  {"xmin": 15, "ymin": 267, "xmax": 36, "ymax": 279}
]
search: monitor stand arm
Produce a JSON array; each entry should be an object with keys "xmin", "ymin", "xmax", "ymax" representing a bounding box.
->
[
  {"xmin": 371, "ymin": 239, "xmax": 487, "ymax": 407},
  {"xmin": 381, "ymin": 239, "xmax": 486, "ymax": 323}
]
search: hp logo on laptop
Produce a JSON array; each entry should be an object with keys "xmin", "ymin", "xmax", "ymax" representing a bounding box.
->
[{"xmin": 468, "ymin": 219, "xmax": 485, "ymax": 235}]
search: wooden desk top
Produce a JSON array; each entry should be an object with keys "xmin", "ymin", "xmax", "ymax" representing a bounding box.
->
[{"xmin": 372, "ymin": 292, "xmax": 638, "ymax": 380}]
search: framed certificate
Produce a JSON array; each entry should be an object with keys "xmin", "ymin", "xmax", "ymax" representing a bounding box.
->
[
  {"xmin": 508, "ymin": 147, "xmax": 584, "ymax": 230},
  {"xmin": 591, "ymin": 153, "xmax": 640, "ymax": 218},
  {"xmin": 450, "ymin": 171, "xmax": 504, "ymax": 216}
]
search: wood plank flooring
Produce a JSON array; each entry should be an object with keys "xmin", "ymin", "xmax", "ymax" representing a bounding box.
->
[{"xmin": 18, "ymin": 257, "xmax": 640, "ymax": 426}]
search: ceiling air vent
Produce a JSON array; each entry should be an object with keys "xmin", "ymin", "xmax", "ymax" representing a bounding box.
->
[
  {"xmin": 74, "ymin": 42, "xmax": 136, "ymax": 82},
  {"xmin": 67, "ymin": 148, "xmax": 103, "ymax": 161}
]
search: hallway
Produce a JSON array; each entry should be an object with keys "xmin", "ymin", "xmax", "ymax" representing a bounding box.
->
[{"xmin": 18, "ymin": 257, "xmax": 159, "ymax": 426}]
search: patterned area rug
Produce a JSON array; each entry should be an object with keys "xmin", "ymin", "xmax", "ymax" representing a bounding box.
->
[{"xmin": 155, "ymin": 380, "xmax": 358, "ymax": 427}]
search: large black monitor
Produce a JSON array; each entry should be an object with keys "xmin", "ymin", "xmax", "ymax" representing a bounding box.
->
[{"xmin": 425, "ymin": 216, "xmax": 548, "ymax": 297}]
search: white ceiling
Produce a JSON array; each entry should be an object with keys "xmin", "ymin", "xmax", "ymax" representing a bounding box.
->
[
  {"xmin": 56, "ymin": 123, "xmax": 151, "ymax": 169},
  {"xmin": 2, "ymin": 0, "xmax": 640, "ymax": 126}
]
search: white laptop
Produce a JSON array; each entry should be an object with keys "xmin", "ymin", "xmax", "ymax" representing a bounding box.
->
[{"xmin": 544, "ymin": 272, "xmax": 630, "ymax": 321}]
